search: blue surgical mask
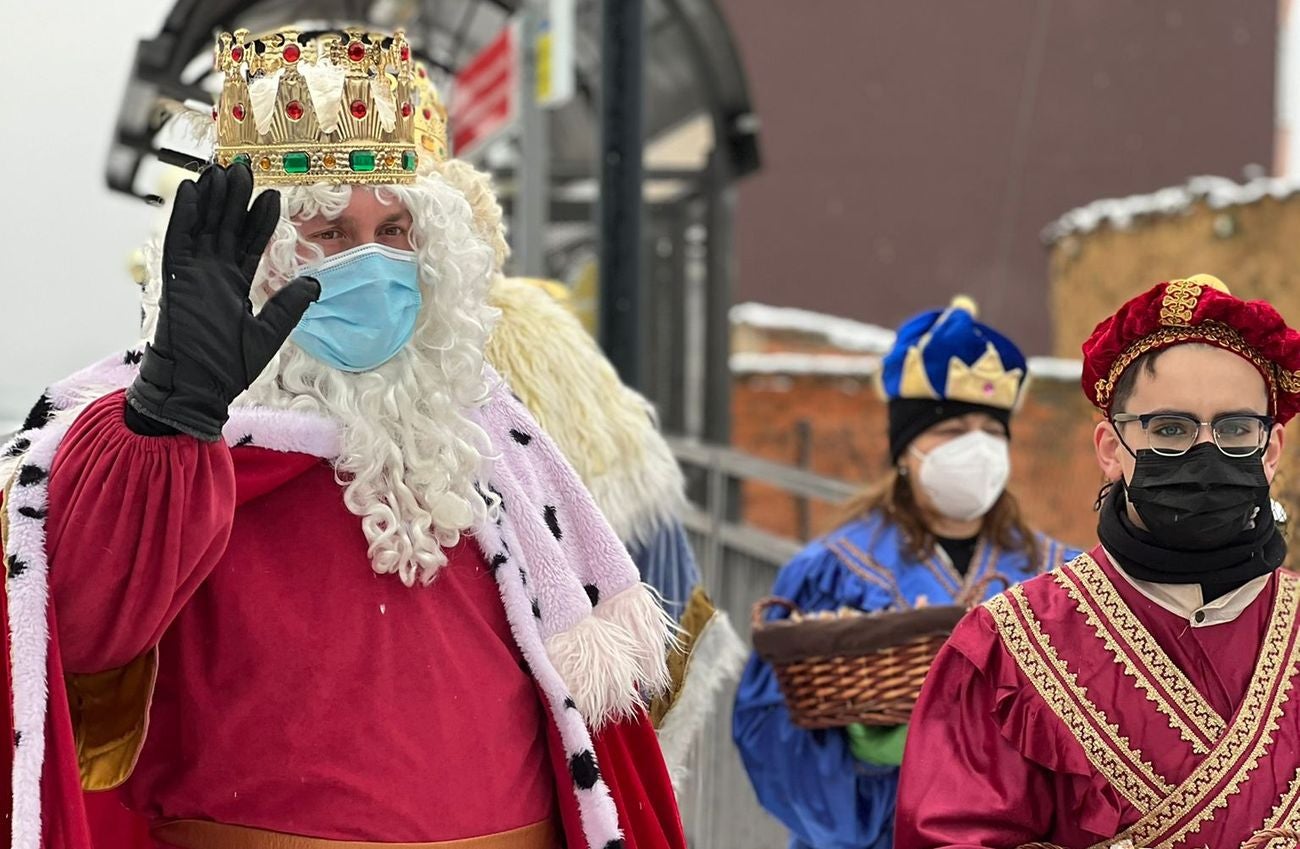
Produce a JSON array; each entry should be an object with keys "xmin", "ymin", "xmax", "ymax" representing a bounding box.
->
[{"xmin": 290, "ymin": 243, "xmax": 423, "ymax": 372}]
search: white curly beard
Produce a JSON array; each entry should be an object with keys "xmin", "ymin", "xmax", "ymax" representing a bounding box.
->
[{"xmin": 143, "ymin": 172, "xmax": 503, "ymax": 587}]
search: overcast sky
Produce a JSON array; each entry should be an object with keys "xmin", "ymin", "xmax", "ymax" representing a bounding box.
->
[{"xmin": 0, "ymin": 1, "xmax": 173, "ymax": 432}]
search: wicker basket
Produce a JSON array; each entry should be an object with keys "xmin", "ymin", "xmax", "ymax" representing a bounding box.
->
[{"xmin": 751, "ymin": 594, "xmax": 975, "ymax": 729}]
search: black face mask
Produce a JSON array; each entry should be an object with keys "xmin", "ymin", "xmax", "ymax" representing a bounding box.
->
[{"xmin": 1126, "ymin": 443, "xmax": 1271, "ymax": 551}]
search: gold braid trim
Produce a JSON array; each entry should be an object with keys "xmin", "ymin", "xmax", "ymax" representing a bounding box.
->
[
  {"xmin": 1099, "ymin": 572, "xmax": 1300, "ymax": 849},
  {"xmin": 1257, "ymin": 764, "xmax": 1300, "ymax": 841},
  {"xmin": 987, "ymin": 588, "xmax": 1172, "ymax": 812},
  {"xmin": 923, "ymin": 550, "xmax": 963, "ymax": 597},
  {"xmin": 828, "ymin": 537, "xmax": 907, "ymax": 608},
  {"xmin": 1057, "ymin": 556, "xmax": 1225, "ymax": 753},
  {"xmin": 1094, "ymin": 321, "xmax": 1279, "ymax": 412},
  {"xmin": 925, "ymin": 539, "xmax": 1002, "ymax": 601}
]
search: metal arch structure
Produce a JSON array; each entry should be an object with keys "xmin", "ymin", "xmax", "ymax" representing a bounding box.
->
[{"xmin": 104, "ymin": 0, "xmax": 760, "ymax": 445}]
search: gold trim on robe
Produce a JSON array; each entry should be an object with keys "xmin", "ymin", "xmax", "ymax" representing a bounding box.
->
[
  {"xmin": 986, "ymin": 587, "xmax": 1173, "ymax": 812},
  {"xmin": 1259, "ymin": 764, "xmax": 1300, "ymax": 838},
  {"xmin": 1099, "ymin": 572, "xmax": 1300, "ymax": 848},
  {"xmin": 1055, "ymin": 557, "xmax": 1225, "ymax": 753},
  {"xmin": 826, "ymin": 537, "xmax": 906, "ymax": 608}
]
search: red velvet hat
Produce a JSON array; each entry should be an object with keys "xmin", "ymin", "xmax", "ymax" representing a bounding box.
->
[{"xmin": 1081, "ymin": 274, "xmax": 1300, "ymax": 425}]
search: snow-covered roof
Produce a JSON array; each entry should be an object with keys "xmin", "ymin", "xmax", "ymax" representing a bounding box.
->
[
  {"xmin": 1042, "ymin": 174, "xmax": 1300, "ymax": 244},
  {"xmin": 1026, "ymin": 357, "xmax": 1083, "ymax": 381},
  {"xmin": 730, "ymin": 302, "xmax": 895, "ymax": 353},
  {"xmin": 731, "ymin": 352, "xmax": 883, "ymax": 377},
  {"xmin": 729, "ymin": 302, "xmax": 1084, "ymax": 382},
  {"xmin": 731, "ymin": 351, "xmax": 1082, "ymax": 381}
]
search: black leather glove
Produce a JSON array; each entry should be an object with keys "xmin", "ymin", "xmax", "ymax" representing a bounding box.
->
[{"xmin": 125, "ymin": 163, "xmax": 320, "ymax": 441}]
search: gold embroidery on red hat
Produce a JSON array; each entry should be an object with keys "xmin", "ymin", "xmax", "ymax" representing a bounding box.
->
[{"xmin": 1158, "ymin": 279, "xmax": 1202, "ymax": 328}]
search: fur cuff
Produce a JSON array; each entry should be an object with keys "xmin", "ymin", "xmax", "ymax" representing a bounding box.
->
[
  {"xmin": 655, "ymin": 609, "xmax": 748, "ymax": 789},
  {"xmin": 594, "ymin": 584, "xmax": 679, "ymax": 698}
]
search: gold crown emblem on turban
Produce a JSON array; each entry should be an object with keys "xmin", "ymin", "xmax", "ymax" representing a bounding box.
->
[
  {"xmin": 213, "ymin": 27, "xmax": 447, "ymax": 186},
  {"xmin": 896, "ymin": 296, "xmax": 1026, "ymax": 410}
]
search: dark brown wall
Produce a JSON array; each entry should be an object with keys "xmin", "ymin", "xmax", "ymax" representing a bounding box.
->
[{"xmin": 718, "ymin": 0, "xmax": 1277, "ymax": 353}]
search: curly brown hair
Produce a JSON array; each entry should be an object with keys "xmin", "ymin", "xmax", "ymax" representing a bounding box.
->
[{"xmin": 835, "ymin": 469, "xmax": 1040, "ymax": 565}]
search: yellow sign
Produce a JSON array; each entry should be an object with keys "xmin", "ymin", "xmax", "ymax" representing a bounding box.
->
[{"xmin": 536, "ymin": 29, "xmax": 554, "ymax": 103}]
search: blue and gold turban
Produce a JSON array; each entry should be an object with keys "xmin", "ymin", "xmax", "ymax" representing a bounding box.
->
[{"xmin": 881, "ymin": 296, "xmax": 1028, "ymax": 461}]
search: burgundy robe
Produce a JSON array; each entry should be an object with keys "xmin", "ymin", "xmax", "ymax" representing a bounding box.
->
[
  {"xmin": 896, "ymin": 546, "xmax": 1300, "ymax": 848},
  {"xmin": 0, "ymin": 392, "xmax": 684, "ymax": 848}
]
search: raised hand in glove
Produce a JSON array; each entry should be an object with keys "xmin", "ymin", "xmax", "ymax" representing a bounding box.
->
[{"xmin": 125, "ymin": 163, "xmax": 320, "ymax": 440}]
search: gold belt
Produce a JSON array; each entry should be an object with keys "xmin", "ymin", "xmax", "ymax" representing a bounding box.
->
[{"xmin": 152, "ymin": 818, "xmax": 563, "ymax": 849}]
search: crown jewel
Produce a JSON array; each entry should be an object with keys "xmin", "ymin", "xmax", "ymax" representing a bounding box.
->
[{"xmin": 214, "ymin": 27, "xmax": 442, "ymax": 185}]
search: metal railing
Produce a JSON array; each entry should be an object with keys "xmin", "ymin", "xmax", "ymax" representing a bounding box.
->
[{"xmin": 666, "ymin": 437, "xmax": 859, "ymax": 849}]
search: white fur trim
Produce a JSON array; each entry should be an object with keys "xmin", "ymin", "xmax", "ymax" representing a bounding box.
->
[
  {"xmin": 485, "ymin": 279, "xmax": 689, "ymax": 548},
  {"xmin": 473, "ymin": 509, "xmax": 626, "ymax": 848},
  {"xmin": 655, "ymin": 610, "xmax": 748, "ymax": 790},
  {"xmin": 9, "ymin": 354, "xmax": 654, "ymax": 849},
  {"xmin": 5, "ymin": 419, "xmax": 71, "ymax": 849},
  {"xmin": 593, "ymin": 584, "xmax": 678, "ymax": 699},
  {"xmin": 544, "ymin": 614, "xmax": 645, "ymax": 727},
  {"xmin": 223, "ymin": 406, "xmax": 341, "ymax": 458},
  {"xmin": 47, "ymin": 351, "xmax": 143, "ymax": 410}
]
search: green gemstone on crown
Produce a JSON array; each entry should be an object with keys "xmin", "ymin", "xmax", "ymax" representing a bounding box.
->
[
  {"xmin": 233, "ymin": 154, "xmax": 251, "ymax": 167},
  {"xmin": 282, "ymin": 152, "xmax": 311, "ymax": 174},
  {"xmin": 402, "ymin": 150, "xmax": 417, "ymax": 171},
  {"xmin": 350, "ymin": 150, "xmax": 377, "ymax": 172}
]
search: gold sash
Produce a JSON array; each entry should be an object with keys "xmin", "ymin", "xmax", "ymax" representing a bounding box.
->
[{"xmin": 152, "ymin": 819, "xmax": 563, "ymax": 849}]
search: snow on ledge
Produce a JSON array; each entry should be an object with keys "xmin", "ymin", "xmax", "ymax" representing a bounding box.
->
[
  {"xmin": 1026, "ymin": 357, "xmax": 1083, "ymax": 381},
  {"xmin": 1042, "ymin": 174, "xmax": 1300, "ymax": 245},
  {"xmin": 732, "ymin": 352, "xmax": 882, "ymax": 377},
  {"xmin": 730, "ymin": 302, "xmax": 1082, "ymax": 382},
  {"xmin": 733, "ymin": 351, "xmax": 1082, "ymax": 382},
  {"xmin": 731, "ymin": 302, "xmax": 895, "ymax": 353}
]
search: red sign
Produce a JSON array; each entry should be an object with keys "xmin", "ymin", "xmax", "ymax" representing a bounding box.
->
[{"xmin": 450, "ymin": 24, "xmax": 518, "ymax": 157}]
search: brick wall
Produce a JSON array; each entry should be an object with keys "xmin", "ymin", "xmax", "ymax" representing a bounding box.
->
[{"xmin": 733, "ymin": 370, "xmax": 1102, "ymax": 551}]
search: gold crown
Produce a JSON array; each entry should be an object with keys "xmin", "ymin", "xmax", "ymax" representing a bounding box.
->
[
  {"xmin": 411, "ymin": 61, "xmax": 450, "ymax": 171},
  {"xmin": 213, "ymin": 27, "xmax": 443, "ymax": 185},
  {"xmin": 896, "ymin": 296, "xmax": 1025, "ymax": 410}
]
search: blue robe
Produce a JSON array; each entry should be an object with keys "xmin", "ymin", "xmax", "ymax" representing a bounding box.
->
[
  {"xmin": 631, "ymin": 519, "xmax": 700, "ymax": 620},
  {"xmin": 732, "ymin": 511, "xmax": 1080, "ymax": 849}
]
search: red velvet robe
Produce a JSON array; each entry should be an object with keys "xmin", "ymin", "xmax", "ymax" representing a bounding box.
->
[
  {"xmin": 895, "ymin": 546, "xmax": 1300, "ymax": 848},
  {"xmin": 0, "ymin": 393, "xmax": 684, "ymax": 849}
]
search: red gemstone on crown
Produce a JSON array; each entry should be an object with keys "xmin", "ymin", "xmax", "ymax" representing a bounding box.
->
[
  {"xmin": 232, "ymin": 103, "xmax": 246, "ymax": 122},
  {"xmin": 401, "ymin": 102, "xmax": 413, "ymax": 118},
  {"xmin": 348, "ymin": 42, "xmax": 366, "ymax": 62},
  {"xmin": 286, "ymin": 100, "xmax": 304, "ymax": 121},
  {"xmin": 418, "ymin": 66, "xmax": 427, "ymax": 78},
  {"xmin": 283, "ymin": 43, "xmax": 301, "ymax": 63},
  {"xmin": 400, "ymin": 45, "xmax": 411, "ymax": 62},
  {"xmin": 231, "ymin": 45, "xmax": 244, "ymax": 63},
  {"xmin": 211, "ymin": 106, "xmax": 218, "ymax": 121},
  {"xmin": 423, "ymin": 107, "xmax": 433, "ymax": 120},
  {"xmin": 350, "ymin": 99, "xmax": 367, "ymax": 119}
]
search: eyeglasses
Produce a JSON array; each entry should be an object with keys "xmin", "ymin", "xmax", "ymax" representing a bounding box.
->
[{"xmin": 1110, "ymin": 412, "xmax": 1274, "ymax": 457}]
